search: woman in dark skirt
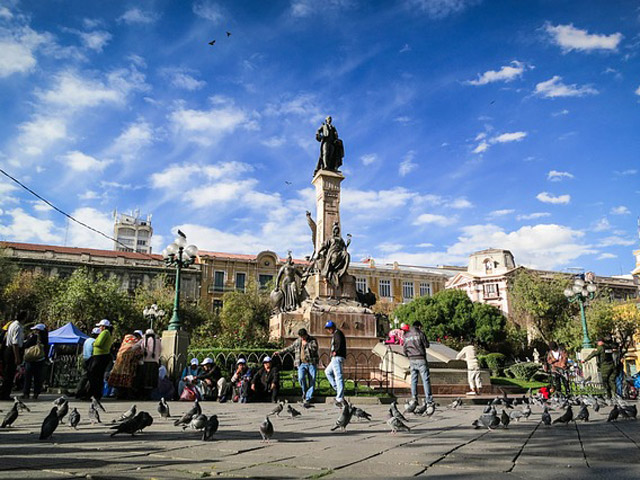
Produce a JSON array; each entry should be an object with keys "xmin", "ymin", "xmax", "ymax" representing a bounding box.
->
[{"xmin": 141, "ymin": 329, "xmax": 162, "ymax": 394}]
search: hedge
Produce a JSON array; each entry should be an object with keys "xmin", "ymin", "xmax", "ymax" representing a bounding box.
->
[
  {"xmin": 504, "ymin": 362, "xmax": 541, "ymax": 382},
  {"xmin": 478, "ymin": 353, "xmax": 506, "ymax": 376}
]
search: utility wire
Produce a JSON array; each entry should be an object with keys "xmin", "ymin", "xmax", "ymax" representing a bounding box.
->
[{"xmin": 0, "ymin": 167, "xmax": 160, "ymax": 261}]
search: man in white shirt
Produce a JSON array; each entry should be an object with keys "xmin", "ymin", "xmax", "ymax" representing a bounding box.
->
[
  {"xmin": 456, "ymin": 342, "xmax": 481, "ymax": 395},
  {"xmin": 1, "ymin": 312, "xmax": 25, "ymax": 400}
]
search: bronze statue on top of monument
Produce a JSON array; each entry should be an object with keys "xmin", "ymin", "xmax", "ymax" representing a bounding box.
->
[{"xmin": 314, "ymin": 116, "xmax": 344, "ymax": 175}]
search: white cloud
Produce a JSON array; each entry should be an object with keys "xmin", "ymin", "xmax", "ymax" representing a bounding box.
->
[
  {"xmin": 417, "ymin": 242, "xmax": 434, "ymax": 248},
  {"xmin": 598, "ymin": 236, "xmax": 635, "ymax": 247},
  {"xmin": 108, "ymin": 120, "xmax": 154, "ymax": 161},
  {"xmin": 399, "ymin": 150, "xmax": 417, "ymax": 176},
  {"xmin": 407, "ymin": 0, "xmax": 481, "ymax": 19},
  {"xmin": 0, "ymin": 6, "xmax": 13, "ymax": 19},
  {"xmin": 169, "ymin": 71, "xmax": 206, "ymax": 91},
  {"xmin": 545, "ymin": 23, "xmax": 622, "ymax": 53},
  {"xmin": 0, "ymin": 38, "xmax": 38, "ymax": 77},
  {"xmin": 17, "ymin": 115, "xmax": 67, "ymax": 156},
  {"xmin": 552, "ymin": 109, "xmax": 569, "ymax": 116},
  {"xmin": 448, "ymin": 198, "xmax": 473, "ymax": 209},
  {"xmin": 473, "ymin": 131, "xmax": 527, "ymax": 154},
  {"xmin": 413, "ymin": 213, "xmax": 457, "ymax": 227},
  {"xmin": 193, "ymin": 1, "xmax": 224, "ymax": 23},
  {"xmin": 466, "ymin": 61, "xmax": 528, "ymax": 86},
  {"xmin": 547, "ymin": 170, "xmax": 574, "ymax": 182},
  {"xmin": 32, "ymin": 201, "xmax": 53, "ymax": 212},
  {"xmin": 636, "ymin": 85, "xmax": 640, "ymax": 96},
  {"xmin": 610, "ymin": 205, "xmax": 630, "ymax": 215},
  {"xmin": 67, "ymin": 207, "xmax": 114, "ymax": 250},
  {"xmin": 169, "ymin": 100, "xmax": 251, "ymax": 146},
  {"xmin": 60, "ymin": 150, "xmax": 110, "ymax": 172},
  {"xmin": 0, "ymin": 208, "xmax": 62, "ymax": 244},
  {"xmin": 289, "ymin": 0, "xmax": 354, "ymax": 18},
  {"xmin": 118, "ymin": 8, "xmax": 159, "ymax": 24},
  {"xmin": 360, "ymin": 154, "xmax": 377, "ymax": 166},
  {"xmin": 534, "ymin": 76, "xmax": 598, "ymax": 98},
  {"xmin": 78, "ymin": 30, "xmax": 112, "ymax": 51},
  {"xmin": 261, "ymin": 136, "xmax": 286, "ymax": 148},
  {"xmin": 378, "ymin": 242, "xmax": 403, "ymax": 253},
  {"xmin": 592, "ymin": 217, "xmax": 611, "ymax": 232},
  {"xmin": 536, "ymin": 192, "xmax": 571, "ymax": 205},
  {"xmin": 186, "ymin": 179, "xmax": 259, "ymax": 209},
  {"xmin": 488, "ymin": 209, "xmax": 515, "ymax": 218},
  {"xmin": 597, "ymin": 253, "xmax": 617, "ymax": 260},
  {"xmin": 614, "ymin": 169, "xmax": 637, "ymax": 176},
  {"xmin": 78, "ymin": 190, "xmax": 101, "ymax": 201},
  {"xmin": 516, "ymin": 212, "xmax": 550, "ymax": 221}
]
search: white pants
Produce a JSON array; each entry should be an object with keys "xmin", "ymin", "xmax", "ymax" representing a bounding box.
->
[{"xmin": 468, "ymin": 369, "xmax": 482, "ymax": 390}]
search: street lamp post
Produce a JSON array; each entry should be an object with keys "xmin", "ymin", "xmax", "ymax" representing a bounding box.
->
[
  {"xmin": 162, "ymin": 233, "xmax": 198, "ymax": 331},
  {"xmin": 143, "ymin": 303, "xmax": 166, "ymax": 331},
  {"xmin": 564, "ymin": 276, "xmax": 597, "ymax": 349}
]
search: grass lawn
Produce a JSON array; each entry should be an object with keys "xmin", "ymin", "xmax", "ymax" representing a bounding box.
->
[
  {"xmin": 491, "ymin": 377, "xmax": 547, "ymax": 391},
  {"xmin": 279, "ymin": 370, "xmax": 392, "ymax": 398}
]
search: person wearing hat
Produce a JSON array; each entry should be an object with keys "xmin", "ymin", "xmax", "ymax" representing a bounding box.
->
[
  {"xmin": 250, "ymin": 356, "xmax": 280, "ymax": 403},
  {"xmin": 108, "ymin": 329, "xmax": 144, "ymax": 398},
  {"xmin": 22, "ymin": 323, "xmax": 48, "ymax": 400},
  {"xmin": 138, "ymin": 329, "xmax": 162, "ymax": 398},
  {"xmin": 195, "ymin": 357, "xmax": 226, "ymax": 401},
  {"xmin": 230, "ymin": 358, "xmax": 251, "ymax": 403},
  {"xmin": 1, "ymin": 311, "xmax": 26, "ymax": 400},
  {"xmin": 324, "ymin": 320, "xmax": 347, "ymax": 407},
  {"xmin": 88, "ymin": 319, "xmax": 114, "ymax": 400},
  {"xmin": 582, "ymin": 335, "xmax": 619, "ymax": 398},
  {"xmin": 385, "ymin": 323, "xmax": 410, "ymax": 346},
  {"xmin": 178, "ymin": 358, "xmax": 202, "ymax": 397},
  {"xmin": 76, "ymin": 327, "xmax": 101, "ymax": 399},
  {"xmin": 274, "ymin": 328, "xmax": 319, "ymax": 407},
  {"xmin": 403, "ymin": 320, "xmax": 434, "ymax": 408}
]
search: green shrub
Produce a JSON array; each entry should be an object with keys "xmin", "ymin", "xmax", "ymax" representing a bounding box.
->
[
  {"xmin": 477, "ymin": 355, "xmax": 487, "ymax": 368},
  {"xmin": 484, "ymin": 353, "xmax": 506, "ymax": 376},
  {"xmin": 504, "ymin": 362, "xmax": 541, "ymax": 381}
]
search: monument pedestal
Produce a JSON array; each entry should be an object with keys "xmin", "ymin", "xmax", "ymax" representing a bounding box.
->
[
  {"xmin": 161, "ymin": 330, "xmax": 190, "ymax": 380},
  {"xmin": 580, "ymin": 347, "xmax": 601, "ymax": 382}
]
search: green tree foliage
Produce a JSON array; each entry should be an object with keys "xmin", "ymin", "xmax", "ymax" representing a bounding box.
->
[
  {"xmin": 394, "ymin": 289, "xmax": 506, "ymax": 349},
  {"xmin": 508, "ymin": 270, "xmax": 573, "ymax": 342},
  {"xmin": 2, "ymin": 271, "xmax": 63, "ymax": 323}
]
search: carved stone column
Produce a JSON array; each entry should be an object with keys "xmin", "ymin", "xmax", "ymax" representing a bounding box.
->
[{"xmin": 311, "ymin": 169, "xmax": 345, "ymax": 254}]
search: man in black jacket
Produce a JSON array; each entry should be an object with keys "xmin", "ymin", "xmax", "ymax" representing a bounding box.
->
[
  {"xmin": 250, "ymin": 356, "xmax": 280, "ymax": 403},
  {"xmin": 324, "ymin": 321, "xmax": 346, "ymax": 407},
  {"xmin": 402, "ymin": 321, "xmax": 434, "ymax": 407}
]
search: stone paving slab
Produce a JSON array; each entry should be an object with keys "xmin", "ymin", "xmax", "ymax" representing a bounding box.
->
[{"xmin": 2, "ymin": 395, "xmax": 640, "ymax": 479}]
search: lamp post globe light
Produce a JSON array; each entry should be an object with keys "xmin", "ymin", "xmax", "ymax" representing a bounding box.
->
[
  {"xmin": 162, "ymin": 232, "xmax": 198, "ymax": 331},
  {"xmin": 564, "ymin": 275, "xmax": 597, "ymax": 349},
  {"xmin": 143, "ymin": 303, "xmax": 166, "ymax": 331}
]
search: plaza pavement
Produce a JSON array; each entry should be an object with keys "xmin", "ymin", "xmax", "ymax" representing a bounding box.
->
[{"xmin": 1, "ymin": 395, "xmax": 639, "ymax": 480}]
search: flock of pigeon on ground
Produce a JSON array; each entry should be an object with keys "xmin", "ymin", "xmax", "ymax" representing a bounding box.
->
[{"xmin": 0, "ymin": 388, "xmax": 636, "ymax": 442}]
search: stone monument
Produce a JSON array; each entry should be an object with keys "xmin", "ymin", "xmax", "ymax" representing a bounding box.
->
[{"xmin": 269, "ymin": 117, "xmax": 379, "ymax": 355}]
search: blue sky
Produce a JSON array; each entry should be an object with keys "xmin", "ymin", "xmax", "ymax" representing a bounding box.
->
[{"xmin": 0, "ymin": 0, "xmax": 638, "ymax": 274}]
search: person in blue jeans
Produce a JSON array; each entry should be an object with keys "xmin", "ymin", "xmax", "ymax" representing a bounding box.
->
[
  {"xmin": 324, "ymin": 321, "xmax": 347, "ymax": 407},
  {"xmin": 275, "ymin": 328, "xmax": 319, "ymax": 407},
  {"xmin": 402, "ymin": 320, "xmax": 434, "ymax": 410}
]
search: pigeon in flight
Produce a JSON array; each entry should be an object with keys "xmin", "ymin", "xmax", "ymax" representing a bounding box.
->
[
  {"xmin": 1, "ymin": 403, "xmax": 19, "ymax": 428},
  {"xmin": 552, "ymin": 405, "xmax": 573, "ymax": 425},
  {"xmin": 331, "ymin": 400, "xmax": 353, "ymax": 433},
  {"xmin": 287, "ymin": 405, "xmax": 302, "ymax": 418},
  {"xmin": 158, "ymin": 397, "xmax": 170, "ymax": 419},
  {"xmin": 259, "ymin": 416, "xmax": 274, "ymax": 442},
  {"xmin": 113, "ymin": 404, "xmax": 136, "ymax": 424},
  {"xmin": 226, "ymin": 31, "xmax": 231, "ymax": 37},
  {"xmin": 387, "ymin": 416, "xmax": 410, "ymax": 434},
  {"xmin": 208, "ymin": 40, "xmax": 216, "ymax": 46},
  {"xmin": 40, "ymin": 407, "xmax": 60, "ymax": 440},
  {"xmin": 69, "ymin": 408, "xmax": 81, "ymax": 429},
  {"xmin": 203, "ymin": 414, "xmax": 219, "ymax": 441}
]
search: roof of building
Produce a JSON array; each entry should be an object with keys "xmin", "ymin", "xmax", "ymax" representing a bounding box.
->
[
  {"xmin": 470, "ymin": 248, "xmax": 513, "ymax": 256},
  {"xmin": 0, "ymin": 241, "xmax": 163, "ymax": 261}
]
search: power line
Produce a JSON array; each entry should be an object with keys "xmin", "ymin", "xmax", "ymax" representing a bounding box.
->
[{"xmin": 0, "ymin": 167, "xmax": 160, "ymax": 261}]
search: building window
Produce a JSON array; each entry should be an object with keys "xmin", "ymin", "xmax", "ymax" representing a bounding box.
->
[
  {"xmin": 137, "ymin": 240, "xmax": 147, "ymax": 246},
  {"xmin": 213, "ymin": 300, "xmax": 223, "ymax": 312},
  {"xmin": 259, "ymin": 274, "xmax": 273, "ymax": 290},
  {"xmin": 419, "ymin": 282, "xmax": 432, "ymax": 297},
  {"xmin": 379, "ymin": 279, "xmax": 391, "ymax": 298},
  {"xmin": 356, "ymin": 277, "xmax": 367, "ymax": 293},
  {"xmin": 213, "ymin": 271, "xmax": 225, "ymax": 292},
  {"xmin": 483, "ymin": 283, "xmax": 499, "ymax": 298},
  {"xmin": 236, "ymin": 272, "xmax": 246, "ymax": 291},
  {"xmin": 402, "ymin": 282, "xmax": 414, "ymax": 300}
]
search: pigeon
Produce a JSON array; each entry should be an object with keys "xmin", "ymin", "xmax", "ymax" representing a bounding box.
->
[
  {"xmin": 89, "ymin": 402, "xmax": 102, "ymax": 424},
  {"xmin": 185, "ymin": 414, "xmax": 207, "ymax": 431},
  {"xmin": 522, "ymin": 404, "xmax": 532, "ymax": 419},
  {"xmin": 13, "ymin": 396, "xmax": 30, "ymax": 412},
  {"xmin": 387, "ymin": 416, "xmax": 411, "ymax": 434},
  {"xmin": 208, "ymin": 40, "xmax": 216, "ymax": 46},
  {"xmin": 575, "ymin": 405, "xmax": 589, "ymax": 422},
  {"xmin": 403, "ymin": 398, "xmax": 417, "ymax": 414},
  {"xmin": 174, "ymin": 400, "xmax": 201, "ymax": 427},
  {"xmin": 509, "ymin": 409, "xmax": 524, "ymax": 422},
  {"xmin": 259, "ymin": 416, "xmax": 274, "ymax": 442},
  {"xmin": 136, "ymin": 411, "xmax": 154, "ymax": 432},
  {"xmin": 69, "ymin": 408, "xmax": 81, "ymax": 429},
  {"xmin": 390, "ymin": 401, "xmax": 408, "ymax": 421},
  {"xmin": 110, "ymin": 412, "xmax": 152, "ymax": 437},
  {"xmin": 553, "ymin": 405, "xmax": 573, "ymax": 425},
  {"xmin": 113, "ymin": 404, "xmax": 136, "ymax": 424},
  {"xmin": 424, "ymin": 403, "xmax": 436, "ymax": 417},
  {"xmin": 607, "ymin": 405, "xmax": 619, "ymax": 422},
  {"xmin": 226, "ymin": 31, "xmax": 231, "ymax": 37},
  {"xmin": 40, "ymin": 407, "xmax": 60, "ymax": 440},
  {"xmin": 622, "ymin": 405, "xmax": 637, "ymax": 419},
  {"xmin": 353, "ymin": 407, "xmax": 372, "ymax": 421},
  {"xmin": 501, "ymin": 409, "xmax": 511, "ymax": 428},
  {"xmin": 57, "ymin": 400, "xmax": 69, "ymax": 424},
  {"xmin": 202, "ymin": 414, "xmax": 219, "ymax": 441},
  {"xmin": 287, "ymin": 405, "xmax": 302, "ymax": 419},
  {"xmin": 91, "ymin": 396, "xmax": 106, "ymax": 412},
  {"xmin": 449, "ymin": 397, "xmax": 463, "ymax": 409},
  {"xmin": 541, "ymin": 406, "xmax": 552, "ymax": 426},
  {"xmin": 53, "ymin": 396, "xmax": 67, "ymax": 407},
  {"xmin": 331, "ymin": 400, "xmax": 353, "ymax": 432},
  {"xmin": 1, "ymin": 403, "xmax": 19, "ymax": 428},
  {"xmin": 472, "ymin": 408, "xmax": 500, "ymax": 430},
  {"xmin": 284, "ymin": 181, "xmax": 292, "ymax": 185},
  {"xmin": 482, "ymin": 402, "xmax": 492, "ymax": 414},
  {"xmin": 269, "ymin": 400, "xmax": 285, "ymax": 417},
  {"xmin": 158, "ymin": 398, "xmax": 170, "ymax": 419}
]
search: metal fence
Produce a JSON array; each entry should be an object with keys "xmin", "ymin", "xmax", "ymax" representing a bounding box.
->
[{"xmin": 48, "ymin": 353, "xmax": 85, "ymax": 391}]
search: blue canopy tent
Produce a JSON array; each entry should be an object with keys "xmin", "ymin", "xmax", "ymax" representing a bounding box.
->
[{"xmin": 47, "ymin": 322, "xmax": 90, "ymax": 357}]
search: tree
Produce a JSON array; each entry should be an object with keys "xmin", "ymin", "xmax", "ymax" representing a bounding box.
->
[
  {"xmin": 2, "ymin": 271, "xmax": 62, "ymax": 324},
  {"xmin": 508, "ymin": 270, "xmax": 573, "ymax": 343},
  {"xmin": 588, "ymin": 300, "xmax": 640, "ymax": 355},
  {"xmin": 471, "ymin": 302, "xmax": 506, "ymax": 349}
]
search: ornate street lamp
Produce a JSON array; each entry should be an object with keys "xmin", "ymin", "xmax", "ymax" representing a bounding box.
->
[
  {"xmin": 564, "ymin": 275, "xmax": 597, "ymax": 349},
  {"xmin": 162, "ymin": 233, "xmax": 198, "ymax": 331},
  {"xmin": 143, "ymin": 303, "xmax": 166, "ymax": 331}
]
